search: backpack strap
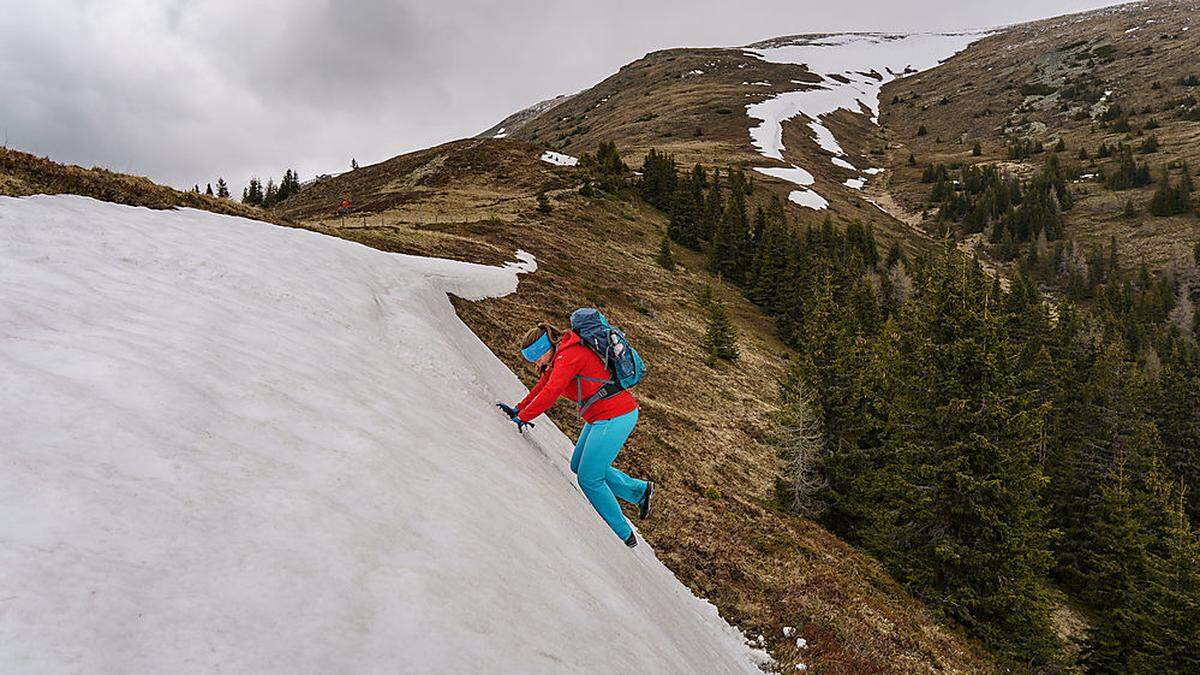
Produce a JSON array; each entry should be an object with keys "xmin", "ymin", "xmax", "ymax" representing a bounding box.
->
[{"xmin": 575, "ymin": 375, "xmax": 622, "ymax": 417}]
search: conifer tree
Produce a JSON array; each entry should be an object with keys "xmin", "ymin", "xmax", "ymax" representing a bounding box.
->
[
  {"xmin": 702, "ymin": 168, "xmax": 723, "ymax": 242},
  {"xmin": 205, "ymin": 183, "xmax": 213, "ymax": 196},
  {"xmin": 702, "ymin": 295, "xmax": 739, "ymax": 364},
  {"xmin": 536, "ymin": 190, "xmax": 552, "ymax": 213},
  {"xmin": 242, "ymin": 178, "xmax": 264, "ymax": 206},
  {"xmin": 655, "ymin": 233, "xmax": 675, "ymax": 270},
  {"xmin": 216, "ymin": 178, "xmax": 229, "ymax": 199},
  {"xmin": 708, "ymin": 172, "xmax": 746, "ymax": 281},
  {"xmin": 878, "ymin": 255, "xmax": 1057, "ymax": 662},
  {"xmin": 776, "ymin": 365, "xmax": 828, "ymax": 517},
  {"xmin": 262, "ymin": 179, "xmax": 278, "ymax": 208}
]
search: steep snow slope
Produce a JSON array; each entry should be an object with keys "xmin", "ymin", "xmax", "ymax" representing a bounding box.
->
[{"xmin": 0, "ymin": 196, "xmax": 766, "ymax": 673}]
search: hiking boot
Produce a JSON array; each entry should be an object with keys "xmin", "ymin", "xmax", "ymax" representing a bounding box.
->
[
  {"xmin": 638, "ymin": 481, "xmax": 654, "ymax": 520},
  {"xmin": 625, "ymin": 531, "xmax": 638, "ymax": 548}
]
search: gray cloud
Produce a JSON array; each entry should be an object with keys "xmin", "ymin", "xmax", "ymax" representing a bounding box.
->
[{"xmin": 1, "ymin": 0, "xmax": 1130, "ymax": 192}]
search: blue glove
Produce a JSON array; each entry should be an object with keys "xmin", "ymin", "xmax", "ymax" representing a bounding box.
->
[{"xmin": 496, "ymin": 402, "xmax": 534, "ymax": 433}]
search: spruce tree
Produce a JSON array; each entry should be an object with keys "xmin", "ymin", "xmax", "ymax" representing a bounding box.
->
[
  {"xmin": 216, "ymin": 178, "xmax": 229, "ymax": 199},
  {"xmin": 655, "ymin": 233, "xmax": 675, "ymax": 270},
  {"xmin": 205, "ymin": 183, "xmax": 213, "ymax": 196},
  {"xmin": 776, "ymin": 365, "xmax": 828, "ymax": 517},
  {"xmin": 536, "ymin": 190, "xmax": 552, "ymax": 213},
  {"xmin": 702, "ymin": 296, "xmax": 739, "ymax": 364},
  {"xmin": 708, "ymin": 173, "xmax": 746, "ymax": 281},
  {"xmin": 262, "ymin": 179, "xmax": 278, "ymax": 208},
  {"xmin": 861, "ymin": 255, "xmax": 1057, "ymax": 662}
]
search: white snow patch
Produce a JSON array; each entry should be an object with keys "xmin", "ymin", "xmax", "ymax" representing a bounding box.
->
[
  {"xmin": 789, "ymin": 190, "xmax": 829, "ymax": 210},
  {"xmin": 844, "ymin": 178, "xmax": 865, "ymax": 189},
  {"xmin": 783, "ymin": 626, "xmax": 797, "ymax": 638},
  {"xmin": 742, "ymin": 33, "xmax": 981, "ymax": 203},
  {"xmin": 1125, "ymin": 26, "xmax": 1140, "ymax": 33},
  {"xmin": 754, "ymin": 161, "xmax": 828, "ymax": 209},
  {"xmin": 0, "ymin": 195, "xmax": 769, "ymax": 673},
  {"xmin": 755, "ymin": 165, "xmax": 815, "ymax": 187},
  {"xmin": 494, "ymin": 127, "xmax": 507, "ymax": 138},
  {"xmin": 539, "ymin": 150, "xmax": 579, "ymax": 166},
  {"xmin": 863, "ymin": 167, "xmax": 884, "ymax": 175},
  {"xmin": 744, "ymin": 32, "xmax": 984, "ymax": 167}
]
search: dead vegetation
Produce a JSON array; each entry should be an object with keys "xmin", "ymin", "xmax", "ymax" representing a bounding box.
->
[
  {"xmin": 279, "ymin": 140, "xmax": 998, "ymax": 673},
  {"xmin": 879, "ymin": 0, "xmax": 1200, "ymax": 277},
  {"xmin": 0, "ymin": 147, "xmax": 275, "ymax": 222}
]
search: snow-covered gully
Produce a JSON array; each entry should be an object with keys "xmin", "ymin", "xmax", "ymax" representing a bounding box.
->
[
  {"xmin": 743, "ymin": 32, "xmax": 984, "ymax": 209},
  {"xmin": 0, "ymin": 196, "xmax": 768, "ymax": 673}
]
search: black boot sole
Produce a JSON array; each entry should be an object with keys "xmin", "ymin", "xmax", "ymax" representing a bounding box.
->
[
  {"xmin": 625, "ymin": 532, "xmax": 638, "ymax": 548},
  {"xmin": 639, "ymin": 481, "xmax": 654, "ymax": 520}
]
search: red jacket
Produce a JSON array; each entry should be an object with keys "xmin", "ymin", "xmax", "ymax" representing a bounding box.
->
[{"xmin": 517, "ymin": 330, "xmax": 637, "ymax": 424}]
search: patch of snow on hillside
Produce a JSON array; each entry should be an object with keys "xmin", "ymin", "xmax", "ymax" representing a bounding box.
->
[
  {"xmin": 0, "ymin": 195, "xmax": 769, "ymax": 673},
  {"xmin": 755, "ymin": 165, "xmax": 815, "ymax": 186},
  {"xmin": 844, "ymin": 178, "xmax": 865, "ymax": 189},
  {"xmin": 754, "ymin": 166, "xmax": 827, "ymax": 210},
  {"xmin": 540, "ymin": 150, "xmax": 579, "ymax": 166},
  {"xmin": 832, "ymin": 156, "xmax": 857, "ymax": 170},
  {"xmin": 744, "ymin": 32, "xmax": 984, "ymax": 169},
  {"xmin": 493, "ymin": 127, "xmax": 507, "ymax": 138},
  {"xmin": 788, "ymin": 190, "xmax": 829, "ymax": 210}
]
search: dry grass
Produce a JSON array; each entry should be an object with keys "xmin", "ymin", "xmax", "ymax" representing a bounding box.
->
[
  {"xmin": 878, "ymin": 0, "xmax": 1200, "ymax": 275},
  {"xmin": 281, "ymin": 139, "xmax": 999, "ymax": 673},
  {"xmin": 0, "ymin": 147, "xmax": 276, "ymax": 222},
  {"xmin": 488, "ymin": 46, "xmax": 940, "ymax": 260}
]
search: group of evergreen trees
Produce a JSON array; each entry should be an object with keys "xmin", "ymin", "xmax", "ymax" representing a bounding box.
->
[
  {"xmin": 241, "ymin": 169, "xmax": 301, "ymax": 208},
  {"xmin": 926, "ymin": 156, "xmax": 1071, "ymax": 258},
  {"xmin": 630, "ymin": 145, "xmax": 1200, "ymax": 669},
  {"xmin": 1148, "ymin": 161, "xmax": 1195, "ymax": 216},
  {"xmin": 1103, "ymin": 144, "xmax": 1153, "ymax": 190},
  {"xmin": 774, "ymin": 240, "xmax": 1200, "ymax": 667},
  {"xmin": 193, "ymin": 178, "xmax": 229, "ymax": 198}
]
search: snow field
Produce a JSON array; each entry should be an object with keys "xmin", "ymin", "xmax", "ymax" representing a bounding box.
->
[
  {"xmin": 0, "ymin": 195, "xmax": 767, "ymax": 674},
  {"xmin": 742, "ymin": 32, "xmax": 983, "ymax": 209}
]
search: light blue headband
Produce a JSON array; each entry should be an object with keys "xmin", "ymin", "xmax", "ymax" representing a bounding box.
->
[{"xmin": 521, "ymin": 331, "xmax": 553, "ymax": 362}]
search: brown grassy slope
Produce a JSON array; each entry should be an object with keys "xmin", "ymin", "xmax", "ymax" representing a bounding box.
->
[
  {"xmin": 878, "ymin": 0, "xmax": 1200, "ymax": 273},
  {"xmin": 490, "ymin": 47, "xmax": 936, "ymax": 260},
  {"xmin": 280, "ymin": 139, "xmax": 997, "ymax": 673},
  {"xmin": 0, "ymin": 147, "xmax": 276, "ymax": 222}
]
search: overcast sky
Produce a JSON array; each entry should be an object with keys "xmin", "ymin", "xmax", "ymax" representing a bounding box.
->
[{"xmin": 0, "ymin": 0, "xmax": 1130, "ymax": 191}]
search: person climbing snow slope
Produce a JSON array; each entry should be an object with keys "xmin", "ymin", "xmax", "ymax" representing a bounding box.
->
[{"xmin": 498, "ymin": 319, "xmax": 653, "ymax": 548}]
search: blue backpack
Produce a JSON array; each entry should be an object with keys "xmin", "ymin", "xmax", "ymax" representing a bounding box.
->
[{"xmin": 569, "ymin": 308, "xmax": 645, "ymax": 415}]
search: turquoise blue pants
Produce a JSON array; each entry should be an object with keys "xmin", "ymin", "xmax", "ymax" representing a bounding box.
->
[{"xmin": 570, "ymin": 408, "xmax": 647, "ymax": 540}]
